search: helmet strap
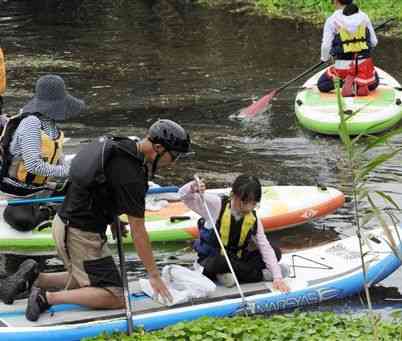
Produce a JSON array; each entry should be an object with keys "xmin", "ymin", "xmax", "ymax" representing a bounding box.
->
[{"xmin": 150, "ymin": 153, "xmax": 160, "ymax": 180}]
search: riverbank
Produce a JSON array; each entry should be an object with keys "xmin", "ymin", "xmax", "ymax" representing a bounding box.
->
[{"xmin": 197, "ymin": 0, "xmax": 402, "ymax": 37}]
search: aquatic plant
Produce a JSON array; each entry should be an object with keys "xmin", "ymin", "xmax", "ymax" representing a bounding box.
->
[
  {"xmin": 335, "ymin": 77, "xmax": 402, "ymax": 340},
  {"xmin": 84, "ymin": 311, "xmax": 402, "ymax": 340}
]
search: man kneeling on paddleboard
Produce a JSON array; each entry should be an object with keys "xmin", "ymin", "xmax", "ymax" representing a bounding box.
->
[
  {"xmin": 318, "ymin": 0, "xmax": 379, "ymax": 97},
  {"xmin": 0, "ymin": 119, "xmax": 192, "ymax": 322},
  {"xmin": 179, "ymin": 175, "xmax": 289, "ymax": 292}
]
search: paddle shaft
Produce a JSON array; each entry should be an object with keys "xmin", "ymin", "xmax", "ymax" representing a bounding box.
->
[
  {"xmin": 275, "ymin": 61, "xmax": 326, "ymax": 94},
  {"xmin": 114, "ymin": 215, "xmax": 134, "ymax": 335},
  {"xmin": 194, "ymin": 175, "xmax": 248, "ymax": 310},
  {"xmin": 0, "ymin": 185, "xmax": 179, "ymax": 207},
  {"xmin": 373, "ymin": 18, "xmax": 395, "ymax": 32}
]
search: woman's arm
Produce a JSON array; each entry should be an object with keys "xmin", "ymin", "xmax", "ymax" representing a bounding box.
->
[
  {"xmin": 255, "ymin": 220, "xmax": 282, "ymax": 279},
  {"xmin": 179, "ymin": 180, "xmax": 222, "ymax": 224},
  {"xmin": 321, "ymin": 17, "xmax": 335, "ymax": 62},
  {"xmin": 366, "ymin": 16, "xmax": 378, "ymax": 48}
]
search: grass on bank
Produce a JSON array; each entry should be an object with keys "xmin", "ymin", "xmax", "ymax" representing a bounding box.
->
[
  {"xmin": 256, "ymin": 0, "xmax": 402, "ymax": 22},
  {"xmin": 84, "ymin": 311, "xmax": 402, "ymax": 341},
  {"xmin": 198, "ymin": 0, "xmax": 402, "ymax": 35}
]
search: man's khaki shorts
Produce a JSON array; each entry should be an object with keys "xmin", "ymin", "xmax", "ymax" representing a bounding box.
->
[{"xmin": 52, "ymin": 214, "xmax": 123, "ymax": 298}]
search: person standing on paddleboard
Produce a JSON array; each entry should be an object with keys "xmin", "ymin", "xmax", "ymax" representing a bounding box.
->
[
  {"xmin": 180, "ymin": 175, "xmax": 290, "ymax": 292},
  {"xmin": 0, "ymin": 119, "xmax": 192, "ymax": 321},
  {"xmin": 318, "ymin": 0, "xmax": 379, "ymax": 97}
]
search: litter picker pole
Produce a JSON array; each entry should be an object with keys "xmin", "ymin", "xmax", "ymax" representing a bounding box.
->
[{"xmin": 114, "ymin": 215, "xmax": 134, "ymax": 335}]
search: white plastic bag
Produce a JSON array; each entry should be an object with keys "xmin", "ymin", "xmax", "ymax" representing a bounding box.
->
[{"xmin": 139, "ymin": 265, "xmax": 216, "ymax": 306}]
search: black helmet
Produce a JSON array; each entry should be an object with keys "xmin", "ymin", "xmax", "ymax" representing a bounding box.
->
[{"xmin": 148, "ymin": 119, "xmax": 191, "ymax": 153}]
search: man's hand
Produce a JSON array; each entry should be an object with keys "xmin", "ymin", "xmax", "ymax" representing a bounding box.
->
[
  {"xmin": 149, "ymin": 272, "xmax": 173, "ymax": 304},
  {"xmin": 127, "ymin": 215, "xmax": 173, "ymax": 304},
  {"xmin": 273, "ymin": 278, "xmax": 290, "ymax": 293},
  {"xmin": 110, "ymin": 220, "xmax": 129, "ymax": 240}
]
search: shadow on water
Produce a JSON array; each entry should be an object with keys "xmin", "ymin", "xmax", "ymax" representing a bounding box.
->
[{"xmin": 1, "ymin": 0, "xmax": 402, "ymax": 315}]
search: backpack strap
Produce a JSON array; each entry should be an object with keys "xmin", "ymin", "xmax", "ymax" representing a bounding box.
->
[{"xmin": 109, "ymin": 136, "xmax": 144, "ymax": 163}]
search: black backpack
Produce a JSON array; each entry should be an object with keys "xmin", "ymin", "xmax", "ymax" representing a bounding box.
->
[
  {"xmin": 69, "ymin": 135, "xmax": 143, "ymax": 189},
  {"xmin": 0, "ymin": 112, "xmax": 39, "ymax": 183}
]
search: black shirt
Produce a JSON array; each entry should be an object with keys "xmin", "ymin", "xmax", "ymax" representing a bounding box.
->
[{"xmin": 58, "ymin": 142, "xmax": 148, "ymax": 233}]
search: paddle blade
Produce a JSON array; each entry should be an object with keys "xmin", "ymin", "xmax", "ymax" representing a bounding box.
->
[{"xmin": 238, "ymin": 90, "xmax": 277, "ymax": 119}]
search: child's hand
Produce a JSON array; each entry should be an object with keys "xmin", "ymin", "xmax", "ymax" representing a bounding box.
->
[
  {"xmin": 192, "ymin": 175, "xmax": 206, "ymax": 194},
  {"xmin": 273, "ymin": 278, "xmax": 290, "ymax": 293}
]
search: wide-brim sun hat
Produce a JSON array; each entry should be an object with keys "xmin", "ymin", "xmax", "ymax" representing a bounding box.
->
[{"xmin": 22, "ymin": 74, "xmax": 85, "ymax": 121}]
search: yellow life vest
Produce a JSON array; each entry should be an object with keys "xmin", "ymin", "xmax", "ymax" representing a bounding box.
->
[
  {"xmin": 10, "ymin": 130, "xmax": 64, "ymax": 185},
  {"xmin": 219, "ymin": 201, "xmax": 257, "ymax": 258},
  {"xmin": 0, "ymin": 48, "xmax": 5, "ymax": 95},
  {"xmin": 338, "ymin": 24, "xmax": 369, "ymax": 54}
]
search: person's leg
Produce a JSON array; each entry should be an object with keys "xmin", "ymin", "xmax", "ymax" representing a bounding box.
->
[
  {"xmin": 202, "ymin": 253, "xmax": 263, "ymax": 284},
  {"xmin": 3, "ymin": 204, "xmax": 52, "ymax": 232},
  {"xmin": 25, "ymin": 286, "xmax": 123, "ymax": 322},
  {"xmin": 356, "ymin": 58, "xmax": 378, "ymax": 95},
  {"xmin": 47, "ymin": 286, "xmax": 123, "ymax": 308},
  {"xmin": 35, "ymin": 272, "xmax": 72, "ymax": 290},
  {"xmin": 26, "ymin": 220, "xmax": 124, "ymax": 321},
  {"xmin": 368, "ymin": 71, "xmax": 380, "ymax": 91},
  {"xmin": 317, "ymin": 71, "xmax": 335, "ymax": 93}
]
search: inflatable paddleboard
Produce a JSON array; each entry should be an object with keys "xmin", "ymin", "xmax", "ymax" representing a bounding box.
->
[
  {"xmin": 0, "ymin": 186, "xmax": 344, "ymax": 250},
  {"xmin": 295, "ymin": 67, "xmax": 402, "ymax": 135},
  {"xmin": 0, "ymin": 226, "xmax": 400, "ymax": 340}
]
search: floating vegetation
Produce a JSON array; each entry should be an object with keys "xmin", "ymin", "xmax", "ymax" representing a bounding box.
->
[{"xmin": 84, "ymin": 312, "xmax": 402, "ymax": 340}]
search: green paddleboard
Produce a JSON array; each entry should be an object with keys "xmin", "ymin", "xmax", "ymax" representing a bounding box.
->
[{"xmin": 295, "ymin": 67, "xmax": 402, "ymax": 135}]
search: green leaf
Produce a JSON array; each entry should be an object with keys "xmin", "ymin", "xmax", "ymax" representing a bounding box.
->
[
  {"xmin": 374, "ymin": 191, "xmax": 401, "ymax": 210},
  {"xmin": 357, "ymin": 148, "xmax": 402, "ymax": 180},
  {"xmin": 363, "ymin": 126, "xmax": 402, "ymax": 152}
]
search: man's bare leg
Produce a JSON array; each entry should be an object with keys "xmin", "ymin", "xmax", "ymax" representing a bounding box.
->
[
  {"xmin": 34, "ymin": 272, "xmax": 72, "ymax": 290},
  {"xmin": 46, "ymin": 287, "xmax": 124, "ymax": 309}
]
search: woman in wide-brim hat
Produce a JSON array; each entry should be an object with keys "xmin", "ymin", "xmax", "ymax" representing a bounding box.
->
[{"xmin": 1, "ymin": 74, "xmax": 85, "ymax": 232}]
